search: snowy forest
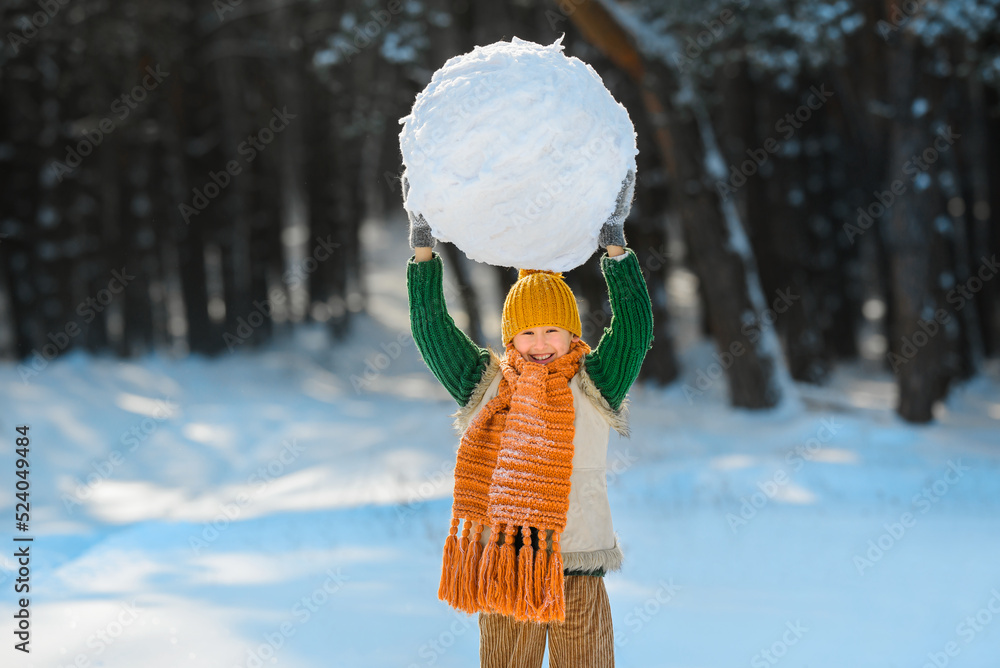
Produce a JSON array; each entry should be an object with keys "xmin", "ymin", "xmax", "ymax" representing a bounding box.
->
[
  {"xmin": 3, "ymin": 0, "xmax": 999, "ymax": 422},
  {"xmin": 2, "ymin": 2, "xmax": 1000, "ymax": 668}
]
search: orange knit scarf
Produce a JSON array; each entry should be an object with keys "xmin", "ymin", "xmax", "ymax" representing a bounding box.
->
[{"xmin": 438, "ymin": 339, "xmax": 590, "ymax": 624}]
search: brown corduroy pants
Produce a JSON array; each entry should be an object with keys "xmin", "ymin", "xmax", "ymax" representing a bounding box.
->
[{"xmin": 478, "ymin": 575, "xmax": 614, "ymax": 668}]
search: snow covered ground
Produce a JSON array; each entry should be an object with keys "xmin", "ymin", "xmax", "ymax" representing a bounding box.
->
[{"xmin": 2, "ymin": 219, "xmax": 999, "ymax": 668}]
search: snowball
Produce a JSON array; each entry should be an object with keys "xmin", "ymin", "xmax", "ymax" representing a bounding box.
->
[{"xmin": 398, "ymin": 36, "xmax": 638, "ymax": 271}]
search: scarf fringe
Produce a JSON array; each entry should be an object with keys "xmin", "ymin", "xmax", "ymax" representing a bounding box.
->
[
  {"xmin": 458, "ymin": 522, "xmax": 483, "ymax": 611},
  {"xmin": 513, "ymin": 526, "xmax": 535, "ymax": 620},
  {"xmin": 476, "ymin": 528, "xmax": 501, "ymax": 611},
  {"xmin": 538, "ymin": 535, "xmax": 565, "ymax": 622},
  {"xmin": 496, "ymin": 526, "xmax": 517, "ymax": 615},
  {"xmin": 532, "ymin": 537, "xmax": 549, "ymax": 613},
  {"xmin": 437, "ymin": 518, "xmax": 460, "ymax": 604},
  {"xmin": 438, "ymin": 518, "xmax": 567, "ymax": 623}
]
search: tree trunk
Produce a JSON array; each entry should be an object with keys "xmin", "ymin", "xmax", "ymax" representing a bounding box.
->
[
  {"xmin": 882, "ymin": 13, "xmax": 948, "ymax": 423},
  {"xmin": 172, "ymin": 1, "xmax": 224, "ymax": 355},
  {"xmin": 960, "ymin": 67, "xmax": 997, "ymax": 358},
  {"xmin": 272, "ymin": 0, "xmax": 311, "ymax": 325},
  {"xmin": 567, "ymin": 0, "xmax": 789, "ymax": 408}
]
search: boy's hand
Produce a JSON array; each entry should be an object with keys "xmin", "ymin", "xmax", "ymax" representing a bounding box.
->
[
  {"xmin": 409, "ymin": 213, "xmax": 435, "ymax": 249},
  {"xmin": 402, "ymin": 176, "xmax": 436, "ymax": 250},
  {"xmin": 598, "ymin": 169, "xmax": 635, "ymax": 249}
]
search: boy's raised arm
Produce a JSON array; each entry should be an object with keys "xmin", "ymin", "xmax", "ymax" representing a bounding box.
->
[
  {"xmin": 403, "ymin": 174, "xmax": 490, "ymax": 406},
  {"xmin": 407, "ymin": 250, "xmax": 491, "ymax": 406},
  {"xmin": 584, "ymin": 247, "xmax": 654, "ymax": 411}
]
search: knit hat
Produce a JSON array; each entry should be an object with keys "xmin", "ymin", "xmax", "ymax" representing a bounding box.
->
[{"xmin": 501, "ymin": 269, "xmax": 582, "ymax": 345}]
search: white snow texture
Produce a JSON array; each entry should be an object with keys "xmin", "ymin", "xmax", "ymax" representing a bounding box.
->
[{"xmin": 398, "ymin": 36, "xmax": 638, "ymax": 272}]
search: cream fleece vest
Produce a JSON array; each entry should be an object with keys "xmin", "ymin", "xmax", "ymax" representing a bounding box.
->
[{"xmin": 452, "ymin": 353, "xmax": 629, "ymax": 574}]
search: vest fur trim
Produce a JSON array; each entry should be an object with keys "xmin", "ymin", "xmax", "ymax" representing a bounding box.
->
[
  {"xmin": 576, "ymin": 358, "xmax": 631, "ymax": 438},
  {"xmin": 563, "ymin": 534, "xmax": 624, "ymax": 573},
  {"xmin": 452, "ymin": 348, "xmax": 630, "ymax": 437}
]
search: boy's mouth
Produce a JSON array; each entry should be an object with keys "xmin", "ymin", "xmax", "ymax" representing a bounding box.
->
[{"xmin": 530, "ymin": 353, "xmax": 554, "ymax": 363}]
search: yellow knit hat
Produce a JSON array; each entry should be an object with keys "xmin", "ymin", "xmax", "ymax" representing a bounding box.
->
[{"xmin": 501, "ymin": 269, "xmax": 582, "ymax": 345}]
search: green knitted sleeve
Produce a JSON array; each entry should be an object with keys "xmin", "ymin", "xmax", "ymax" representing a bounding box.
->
[
  {"xmin": 407, "ymin": 252, "xmax": 491, "ymax": 406},
  {"xmin": 583, "ymin": 249, "xmax": 654, "ymax": 411}
]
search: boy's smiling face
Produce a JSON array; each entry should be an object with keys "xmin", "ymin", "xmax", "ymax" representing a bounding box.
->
[{"xmin": 511, "ymin": 325, "xmax": 580, "ymax": 365}]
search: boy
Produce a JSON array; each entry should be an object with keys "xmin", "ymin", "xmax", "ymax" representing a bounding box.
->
[{"xmin": 405, "ymin": 171, "xmax": 653, "ymax": 667}]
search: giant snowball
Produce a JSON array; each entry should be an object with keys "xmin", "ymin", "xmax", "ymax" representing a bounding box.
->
[{"xmin": 398, "ymin": 36, "xmax": 638, "ymax": 272}]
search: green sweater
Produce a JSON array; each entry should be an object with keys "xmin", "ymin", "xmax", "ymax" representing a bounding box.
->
[{"xmin": 406, "ymin": 249, "xmax": 654, "ymax": 410}]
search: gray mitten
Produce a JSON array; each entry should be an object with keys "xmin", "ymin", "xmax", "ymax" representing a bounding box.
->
[
  {"xmin": 598, "ymin": 169, "xmax": 635, "ymax": 248},
  {"xmin": 402, "ymin": 176, "xmax": 436, "ymax": 249}
]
